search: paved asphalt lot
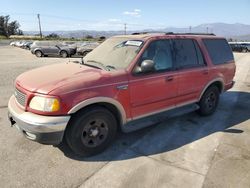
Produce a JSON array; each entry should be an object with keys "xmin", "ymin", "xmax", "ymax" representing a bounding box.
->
[{"xmin": 0, "ymin": 44, "xmax": 250, "ymax": 188}]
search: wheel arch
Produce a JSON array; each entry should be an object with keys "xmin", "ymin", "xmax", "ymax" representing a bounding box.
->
[
  {"xmin": 34, "ymin": 48, "xmax": 43, "ymax": 54},
  {"xmin": 67, "ymin": 97, "xmax": 127, "ymax": 127},
  {"xmin": 199, "ymin": 78, "xmax": 224, "ymax": 101}
]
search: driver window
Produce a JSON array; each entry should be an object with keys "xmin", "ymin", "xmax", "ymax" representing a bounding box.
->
[{"xmin": 141, "ymin": 40, "xmax": 173, "ymax": 71}]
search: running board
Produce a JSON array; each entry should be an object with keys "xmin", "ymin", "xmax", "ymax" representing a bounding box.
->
[{"xmin": 121, "ymin": 103, "xmax": 199, "ymax": 133}]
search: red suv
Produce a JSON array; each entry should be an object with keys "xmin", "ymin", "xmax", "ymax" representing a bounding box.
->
[{"xmin": 8, "ymin": 33, "xmax": 235, "ymax": 156}]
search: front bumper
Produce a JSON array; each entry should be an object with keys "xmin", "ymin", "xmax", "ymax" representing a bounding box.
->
[{"xmin": 8, "ymin": 95, "xmax": 70, "ymax": 145}]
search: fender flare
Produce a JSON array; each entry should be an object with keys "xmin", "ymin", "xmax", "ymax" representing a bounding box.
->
[
  {"xmin": 198, "ymin": 78, "xmax": 224, "ymax": 101},
  {"xmin": 67, "ymin": 97, "xmax": 127, "ymax": 125}
]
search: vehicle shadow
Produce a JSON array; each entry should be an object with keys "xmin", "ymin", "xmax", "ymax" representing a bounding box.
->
[{"xmin": 58, "ymin": 91, "xmax": 250, "ymax": 161}]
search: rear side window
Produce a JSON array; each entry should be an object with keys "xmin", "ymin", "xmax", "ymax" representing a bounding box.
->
[
  {"xmin": 172, "ymin": 39, "xmax": 205, "ymax": 69},
  {"xmin": 203, "ymin": 39, "xmax": 234, "ymax": 65}
]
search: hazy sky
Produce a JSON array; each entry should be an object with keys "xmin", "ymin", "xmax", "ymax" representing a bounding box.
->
[{"xmin": 1, "ymin": 0, "xmax": 250, "ymax": 31}]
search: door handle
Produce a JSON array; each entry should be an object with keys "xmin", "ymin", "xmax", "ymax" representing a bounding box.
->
[{"xmin": 165, "ymin": 76, "xmax": 174, "ymax": 82}]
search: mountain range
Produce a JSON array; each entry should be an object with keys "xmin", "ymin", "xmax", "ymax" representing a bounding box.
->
[{"xmin": 24, "ymin": 23, "xmax": 250, "ymax": 40}]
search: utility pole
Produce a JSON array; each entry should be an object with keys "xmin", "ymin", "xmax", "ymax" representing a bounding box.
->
[
  {"xmin": 189, "ymin": 26, "xmax": 192, "ymax": 33},
  {"xmin": 37, "ymin": 14, "xmax": 42, "ymax": 38},
  {"xmin": 124, "ymin": 23, "xmax": 127, "ymax": 35},
  {"xmin": 206, "ymin": 27, "xmax": 209, "ymax": 34}
]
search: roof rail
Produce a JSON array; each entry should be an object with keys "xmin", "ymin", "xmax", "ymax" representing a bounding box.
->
[
  {"xmin": 165, "ymin": 32, "xmax": 216, "ymax": 36},
  {"xmin": 131, "ymin": 31, "xmax": 166, "ymax": 35},
  {"xmin": 131, "ymin": 32, "xmax": 216, "ymax": 36},
  {"xmin": 132, "ymin": 32, "xmax": 148, "ymax": 35}
]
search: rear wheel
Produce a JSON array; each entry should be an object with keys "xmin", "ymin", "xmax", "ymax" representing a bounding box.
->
[
  {"xmin": 35, "ymin": 50, "xmax": 43, "ymax": 57},
  {"xmin": 197, "ymin": 86, "xmax": 220, "ymax": 116},
  {"xmin": 65, "ymin": 107, "xmax": 117, "ymax": 157}
]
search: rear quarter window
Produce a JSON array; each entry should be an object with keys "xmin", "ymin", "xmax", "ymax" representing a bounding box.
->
[{"xmin": 203, "ymin": 39, "xmax": 234, "ymax": 65}]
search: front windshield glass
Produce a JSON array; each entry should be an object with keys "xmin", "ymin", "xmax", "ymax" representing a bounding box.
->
[{"xmin": 83, "ymin": 37, "xmax": 143, "ymax": 70}]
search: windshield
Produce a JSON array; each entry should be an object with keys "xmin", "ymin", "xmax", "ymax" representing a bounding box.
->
[{"xmin": 83, "ymin": 37, "xmax": 143, "ymax": 70}]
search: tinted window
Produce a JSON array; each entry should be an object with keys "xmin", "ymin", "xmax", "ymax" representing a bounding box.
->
[
  {"xmin": 194, "ymin": 41, "xmax": 205, "ymax": 65},
  {"xmin": 172, "ymin": 39, "xmax": 203, "ymax": 69},
  {"xmin": 203, "ymin": 39, "xmax": 234, "ymax": 65},
  {"xmin": 141, "ymin": 40, "xmax": 173, "ymax": 71}
]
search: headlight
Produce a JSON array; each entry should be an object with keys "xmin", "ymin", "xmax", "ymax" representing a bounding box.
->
[{"xmin": 29, "ymin": 96, "xmax": 60, "ymax": 112}]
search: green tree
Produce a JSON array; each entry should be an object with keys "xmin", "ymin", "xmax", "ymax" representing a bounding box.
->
[
  {"xmin": 0, "ymin": 15, "xmax": 23, "ymax": 37},
  {"xmin": 86, "ymin": 35, "xmax": 93, "ymax": 39},
  {"xmin": 46, "ymin": 33, "xmax": 60, "ymax": 38}
]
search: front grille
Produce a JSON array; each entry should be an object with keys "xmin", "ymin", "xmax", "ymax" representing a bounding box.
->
[{"xmin": 14, "ymin": 88, "xmax": 27, "ymax": 107}]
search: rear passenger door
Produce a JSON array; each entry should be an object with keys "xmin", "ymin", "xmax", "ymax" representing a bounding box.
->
[
  {"xmin": 41, "ymin": 42, "xmax": 51, "ymax": 54},
  {"xmin": 172, "ymin": 39, "xmax": 208, "ymax": 104},
  {"xmin": 49, "ymin": 42, "xmax": 60, "ymax": 55}
]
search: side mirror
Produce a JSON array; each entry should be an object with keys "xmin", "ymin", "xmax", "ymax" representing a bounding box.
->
[{"xmin": 140, "ymin": 60, "xmax": 155, "ymax": 73}]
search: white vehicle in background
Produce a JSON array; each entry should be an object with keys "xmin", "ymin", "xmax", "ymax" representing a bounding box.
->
[
  {"xmin": 14, "ymin": 41, "xmax": 25, "ymax": 47},
  {"xmin": 9, "ymin": 41, "xmax": 17, "ymax": 46}
]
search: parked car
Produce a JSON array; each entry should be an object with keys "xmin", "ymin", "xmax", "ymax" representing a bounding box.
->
[
  {"xmin": 15, "ymin": 41, "xmax": 26, "ymax": 48},
  {"xmin": 21, "ymin": 41, "xmax": 33, "ymax": 50},
  {"xmin": 8, "ymin": 33, "xmax": 235, "ymax": 156},
  {"xmin": 30, "ymin": 41, "xmax": 77, "ymax": 57},
  {"xmin": 9, "ymin": 41, "xmax": 17, "ymax": 46},
  {"xmin": 77, "ymin": 42, "xmax": 99, "ymax": 56},
  {"xmin": 229, "ymin": 42, "xmax": 248, "ymax": 52},
  {"xmin": 241, "ymin": 43, "xmax": 250, "ymax": 52}
]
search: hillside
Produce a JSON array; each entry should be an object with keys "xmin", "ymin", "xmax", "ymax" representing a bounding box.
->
[{"xmin": 24, "ymin": 23, "xmax": 250, "ymax": 40}]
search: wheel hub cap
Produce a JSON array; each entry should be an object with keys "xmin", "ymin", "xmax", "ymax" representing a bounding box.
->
[{"xmin": 90, "ymin": 128, "xmax": 99, "ymax": 137}]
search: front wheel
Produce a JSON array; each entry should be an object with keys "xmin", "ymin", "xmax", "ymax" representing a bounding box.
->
[
  {"xmin": 35, "ymin": 50, "xmax": 43, "ymax": 57},
  {"xmin": 65, "ymin": 107, "xmax": 117, "ymax": 157},
  {"xmin": 242, "ymin": 48, "xmax": 248, "ymax": 53},
  {"xmin": 60, "ymin": 51, "xmax": 68, "ymax": 58},
  {"xmin": 197, "ymin": 86, "xmax": 220, "ymax": 116}
]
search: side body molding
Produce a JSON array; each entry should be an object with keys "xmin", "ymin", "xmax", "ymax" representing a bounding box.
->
[{"xmin": 67, "ymin": 97, "xmax": 127, "ymax": 125}]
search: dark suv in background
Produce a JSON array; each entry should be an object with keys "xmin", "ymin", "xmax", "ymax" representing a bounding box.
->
[
  {"xmin": 229, "ymin": 42, "xmax": 249, "ymax": 52},
  {"xmin": 30, "ymin": 41, "xmax": 77, "ymax": 57},
  {"xmin": 242, "ymin": 43, "xmax": 250, "ymax": 52}
]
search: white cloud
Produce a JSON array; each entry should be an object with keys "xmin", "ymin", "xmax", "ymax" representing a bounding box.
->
[
  {"xmin": 123, "ymin": 9, "xmax": 141, "ymax": 17},
  {"xmin": 108, "ymin": 18, "xmax": 121, "ymax": 22}
]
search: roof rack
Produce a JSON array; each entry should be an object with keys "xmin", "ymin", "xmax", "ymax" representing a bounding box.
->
[
  {"xmin": 131, "ymin": 32, "xmax": 215, "ymax": 36},
  {"xmin": 165, "ymin": 32, "xmax": 216, "ymax": 36},
  {"xmin": 131, "ymin": 31, "xmax": 165, "ymax": 35}
]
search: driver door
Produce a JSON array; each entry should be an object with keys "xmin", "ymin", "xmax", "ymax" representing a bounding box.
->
[{"xmin": 128, "ymin": 39, "xmax": 178, "ymax": 119}]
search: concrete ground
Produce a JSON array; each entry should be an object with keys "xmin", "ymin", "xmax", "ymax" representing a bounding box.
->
[{"xmin": 0, "ymin": 45, "xmax": 250, "ymax": 188}]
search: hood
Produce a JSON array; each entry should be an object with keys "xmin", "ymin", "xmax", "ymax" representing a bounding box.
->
[{"xmin": 16, "ymin": 62, "xmax": 111, "ymax": 94}]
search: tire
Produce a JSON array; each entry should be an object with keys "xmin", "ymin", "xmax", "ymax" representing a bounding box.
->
[
  {"xmin": 197, "ymin": 86, "xmax": 220, "ymax": 116},
  {"xmin": 65, "ymin": 107, "xmax": 117, "ymax": 157},
  {"xmin": 35, "ymin": 50, "xmax": 43, "ymax": 57},
  {"xmin": 242, "ymin": 48, "xmax": 248, "ymax": 53},
  {"xmin": 82, "ymin": 51, "xmax": 89, "ymax": 57},
  {"xmin": 60, "ymin": 51, "xmax": 68, "ymax": 58}
]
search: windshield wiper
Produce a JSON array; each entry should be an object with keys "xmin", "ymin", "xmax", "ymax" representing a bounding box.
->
[
  {"xmin": 83, "ymin": 63, "xmax": 102, "ymax": 70},
  {"xmin": 106, "ymin": 65, "xmax": 116, "ymax": 70}
]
